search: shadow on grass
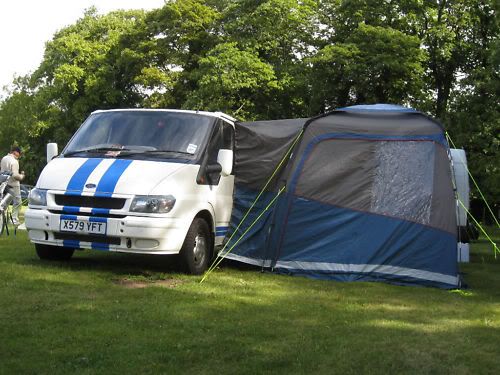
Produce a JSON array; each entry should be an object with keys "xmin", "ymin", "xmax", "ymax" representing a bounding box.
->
[
  {"xmin": 15, "ymin": 246, "xmax": 176, "ymax": 272},
  {"xmin": 12, "ymin": 242, "xmax": 500, "ymax": 294},
  {"xmin": 16, "ymin": 246, "xmax": 261, "ymax": 281}
]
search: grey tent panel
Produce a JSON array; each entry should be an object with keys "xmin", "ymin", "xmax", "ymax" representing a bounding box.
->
[
  {"xmin": 431, "ymin": 145, "xmax": 457, "ymax": 234},
  {"xmin": 234, "ymin": 118, "xmax": 307, "ymax": 190},
  {"xmin": 295, "ymin": 139, "xmax": 376, "ymax": 210},
  {"xmin": 310, "ymin": 111, "xmax": 444, "ymax": 136}
]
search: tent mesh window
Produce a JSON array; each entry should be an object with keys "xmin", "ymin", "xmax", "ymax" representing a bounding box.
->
[{"xmin": 371, "ymin": 141, "xmax": 434, "ymax": 225}]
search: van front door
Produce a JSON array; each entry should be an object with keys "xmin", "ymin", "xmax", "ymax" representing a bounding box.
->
[{"xmin": 201, "ymin": 120, "xmax": 235, "ymax": 246}]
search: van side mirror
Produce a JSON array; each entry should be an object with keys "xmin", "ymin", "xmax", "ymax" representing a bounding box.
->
[
  {"xmin": 46, "ymin": 143, "xmax": 58, "ymax": 163},
  {"xmin": 217, "ymin": 149, "xmax": 233, "ymax": 176}
]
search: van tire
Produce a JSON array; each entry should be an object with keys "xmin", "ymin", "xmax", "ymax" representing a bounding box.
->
[
  {"xmin": 180, "ymin": 218, "xmax": 212, "ymax": 275},
  {"xmin": 35, "ymin": 244, "xmax": 75, "ymax": 261}
]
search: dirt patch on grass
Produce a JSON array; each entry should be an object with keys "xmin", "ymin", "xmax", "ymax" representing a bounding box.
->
[{"xmin": 115, "ymin": 278, "xmax": 184, "ymax": 289}]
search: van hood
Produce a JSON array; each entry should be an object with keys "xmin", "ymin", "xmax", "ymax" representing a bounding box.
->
[{"xmin": 37, "ymin": 157, "xmax": 192, "ymax": 196}]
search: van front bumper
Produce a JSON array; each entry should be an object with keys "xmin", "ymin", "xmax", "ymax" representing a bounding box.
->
[{"xmin": 25, "ymin": 208, "xmax": 190, "ymax": 254}]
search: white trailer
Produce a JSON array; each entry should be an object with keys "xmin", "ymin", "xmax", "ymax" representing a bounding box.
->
[{"xmin": 450, "ymin": 148, "xmax": 478, "ymax": 249}]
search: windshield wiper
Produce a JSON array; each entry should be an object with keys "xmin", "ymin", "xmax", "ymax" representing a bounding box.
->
[
  {"xmin": 63, "ymin": 146, "xmax": 130, "ymax": 157},
  {"xmin": 117, "ymin": 149, "xmax": 193, "ymax": 157}
]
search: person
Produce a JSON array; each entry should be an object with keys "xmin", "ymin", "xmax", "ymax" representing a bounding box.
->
[{"xmin": 1, "ymin": 146, "xmax": 25, "ymax": 225}]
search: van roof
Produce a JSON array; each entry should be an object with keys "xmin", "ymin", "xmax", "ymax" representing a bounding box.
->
[{"xmin": 91, "ymin": 108, "xmax": 237, "ymax": 124}]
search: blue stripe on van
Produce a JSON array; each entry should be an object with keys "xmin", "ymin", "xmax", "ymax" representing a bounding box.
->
[
  {"xmin": 62, "ymin": 206, "xmax": 81, "ymax": 214},
  {"xmin": 91, "ymin": 208, "xmax": 110, "ymax": 216},
  {"xmin": 63, "ymin": 240, "xmax": 80, "ymax": 248},
  {"xmin": 216, "ymin": 226, "xmax": 229, "ymax": 236},
  {"xmin": 60, "ymin": 215, "xmax": 78, "ymax": 221},
  {"xmin": 91, "ymin": 242, "xmax": 110, "ymax": 251},
  {"xmin": 66, "ymin": 158, "xmax": 102, "ymax": 193},
  {"xmin": 60, "ymin": 215, "xmax": 107, "ymax": 223},
  {"xmin": 64, "ymin": 191, "xmax": 86, "ymax": 196},
  {"xmin": 62, "ymin": 159, "xmax": 121, "ymax": 253},
  {"xmin": 95, "ymin": 160, "xmax": 133, "ymax": 197},
  {"xmin": 89, "ymin": 216, "xmax": 107, "ymax": 223}
]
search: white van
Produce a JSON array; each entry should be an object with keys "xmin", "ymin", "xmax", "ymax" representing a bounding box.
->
[{"xmin": 25, "ymin": 109, "xmax": 236, "ymax": 274}]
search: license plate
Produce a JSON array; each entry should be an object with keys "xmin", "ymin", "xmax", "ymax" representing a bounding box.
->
[{"xmin": 60, "ymin": 219, "xmax": 107, "ymax": 235}]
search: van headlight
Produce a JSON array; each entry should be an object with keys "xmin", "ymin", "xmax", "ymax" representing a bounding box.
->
[
  {"xmin": 28, "ymin": 188, "xmax": 47, "ymax": 206},
  {"xmin": 130, "ymin": 195, "xmax": 176, "ymax": 213}
]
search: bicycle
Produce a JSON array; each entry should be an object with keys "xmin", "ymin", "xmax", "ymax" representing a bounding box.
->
[{"xmin": 0, "ymin": 171, "xmax": 16, "ymax": 235}]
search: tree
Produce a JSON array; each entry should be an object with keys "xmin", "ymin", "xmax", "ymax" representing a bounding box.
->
[
  {"xmin": 445, "ymin": 0, "xmax": 499, "ymax": 211},
  {"xmin": 309, "ymin": 24, "xmax": 426, "ymax": 111},
  {"xmin": 32, "ymin": 8, "xmax": 148, "ymax": 117},
  {"xmin": 184, "ymin": 42, "xmax": 279, "ymax": 119},
  {"xmin": 141, "ymin": 0, "xmax": 223, "ymax": 108},
  {"xmin": 0, "ymin": 78, "xmax": 39, "ymax": 182},
  {"xmin": 220, "ymin": 0, "xmax": 317, "ymax": 118}
]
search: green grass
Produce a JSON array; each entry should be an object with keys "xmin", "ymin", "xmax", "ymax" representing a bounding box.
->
[{"xmin": 0, "ymin": 227, "xmax": 499, "ymax": 374}]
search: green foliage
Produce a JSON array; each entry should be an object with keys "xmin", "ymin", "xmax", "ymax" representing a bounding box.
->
[
  {"xmin": 185, "ymin": 42, "xmax": 279, "ymax": 118},
  {"xmin": 309, "ymin": 24, "xmax": 426, "ymax": 111},
  {"xmin": 0, "ymin": 77, "xmax": 48, "ymax": 180},
  {"xmin": 0, "ymin": 0, "xmax": 498, "ymax": 205},
  {"xmin": 443, "ymin": 0, "xmax": 499, "ymax": 206},
  {"xmin": 447, "ymin": 58, "xmax": 500, "ymax": 203}
]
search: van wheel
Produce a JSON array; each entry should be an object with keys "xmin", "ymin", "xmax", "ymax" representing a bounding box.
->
[
  {"xmin": 35, "ymin": 244, "xmax": 75, "ymax": 261},
  {"xmin": 181, "ymin": 218, "xmax": 212, "ymax": 275}
]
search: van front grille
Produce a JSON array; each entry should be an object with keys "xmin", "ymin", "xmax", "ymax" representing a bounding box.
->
[
  {"xmin": 49, "ymin": 210, "xmax": 127, "ymax": 219},
  {"xmin": 54, "ymin": 195, "xmax": 126, "ymax": 209}
]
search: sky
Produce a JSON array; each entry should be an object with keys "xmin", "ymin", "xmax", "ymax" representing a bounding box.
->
[{"xmin": 0, "ymin": 0, "xmax": 166, "ymax": 97}]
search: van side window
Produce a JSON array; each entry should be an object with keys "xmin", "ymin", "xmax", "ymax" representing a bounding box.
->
[
  {"xmin": 205, "ymin": 121, "xmax": 224, "ymax": 185},
  {"xmin": 222, "ymin": 121, "xmax": 234, "ymax": 150},
  {"xmin": 199, "ymin": 120, "xmax": 234, "ymax": 185},
  {"xmin": 207, "ymin": 122, "xmax": 223, "ymax": 165}
]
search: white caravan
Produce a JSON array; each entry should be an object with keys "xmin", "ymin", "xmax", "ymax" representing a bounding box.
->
[
  {"xmin": 450, "ymin": 148, "xmax": 477, "ymax": 243},
  {"xmin": 25, "ymin": 109, "xmax": 235, "ymax": 274}
]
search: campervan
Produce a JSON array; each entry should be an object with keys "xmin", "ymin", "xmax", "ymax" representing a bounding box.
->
[{"xmin": 25, "ymin": 109, "xmax": 235, "ymax": 274}]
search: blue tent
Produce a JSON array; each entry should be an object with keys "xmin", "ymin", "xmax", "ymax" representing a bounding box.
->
[{"xmin": 225, "ymin": 105, "xmax": 460, "ymax": 288}]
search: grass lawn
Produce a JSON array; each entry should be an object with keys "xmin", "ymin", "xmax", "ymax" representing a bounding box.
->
[{"xmin": 0, "ymin": 227, "xmax": 499, "ymax": 374}]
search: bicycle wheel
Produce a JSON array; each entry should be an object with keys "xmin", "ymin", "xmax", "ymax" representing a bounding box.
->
[{"xmin": 0, "ymin": 211, "xmax": 5, "ymax": 235}]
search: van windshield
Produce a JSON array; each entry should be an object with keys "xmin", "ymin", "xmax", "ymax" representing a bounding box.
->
[{"xmin": 63, "ymin": 111, "xmax": 214, "ymax": 160}]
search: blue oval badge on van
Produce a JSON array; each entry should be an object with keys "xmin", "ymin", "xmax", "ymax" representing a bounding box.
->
[{"xmin": 85, "ymin": 183, "xmax": 97, "ymax": 189}]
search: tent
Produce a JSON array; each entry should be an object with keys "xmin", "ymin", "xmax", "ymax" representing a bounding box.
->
[{"xmin": 224, "ymin": 104, "xmax": 461, "ymax": 289}]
